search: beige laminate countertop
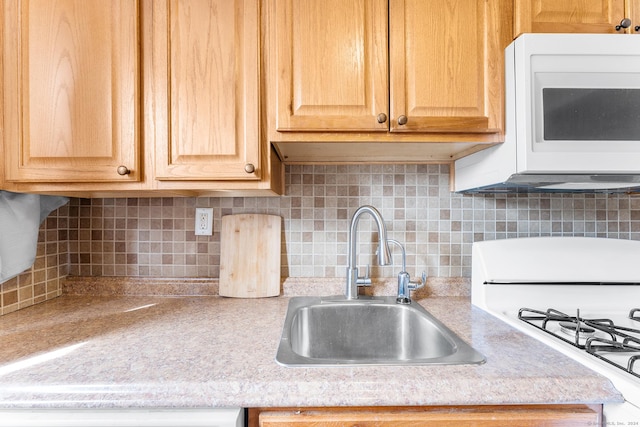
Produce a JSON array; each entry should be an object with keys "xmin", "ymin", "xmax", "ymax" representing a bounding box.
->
[{"xmin": 0, "ymin": 292, "xmax": 623, "ymax": 409}]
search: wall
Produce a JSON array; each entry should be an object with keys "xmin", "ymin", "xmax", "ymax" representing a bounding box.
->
[{"xmin": 2, "ymin": 164, "xmax": 640, "ymax": 314}]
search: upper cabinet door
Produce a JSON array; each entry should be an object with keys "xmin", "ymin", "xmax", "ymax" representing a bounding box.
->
[
  {"xmin": 514, "ymin": 0, "xmax": 626, "ymax": 35},
  {"xmin": 269, "ymin": 0, "xmax": 389, "ymax": 132},
  {"xmin": 3, "ymin": 0, "xmax": 140, "ymax": 183},
  {"xmin": 389, "ymin": 0, "xmax": 508, "ymax": 133},
  {"xmin": 631, "ymin": 0, "xmax": 640, "ymax": 33},
  {"xmin": 153, "ymin": 0, "xmax": 261, "ymax": 181}
]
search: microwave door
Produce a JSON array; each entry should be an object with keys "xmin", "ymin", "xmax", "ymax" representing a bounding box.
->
[{"xmin": 520, "ymin": 53, "xmax": 640, "ymax": 173}]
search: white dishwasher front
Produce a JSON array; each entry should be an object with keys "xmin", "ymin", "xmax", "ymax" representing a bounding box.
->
[{"xmin": 0, "ymin": 408, "xmax": 244, "ymax": 427}]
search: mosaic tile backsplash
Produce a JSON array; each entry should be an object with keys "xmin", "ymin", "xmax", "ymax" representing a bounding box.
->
[{"xmin": 3, "ymin": 164, "xmax": 640, "ymax": 314}]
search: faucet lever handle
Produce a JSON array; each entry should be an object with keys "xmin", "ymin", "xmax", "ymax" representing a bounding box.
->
[
  {"xmin": 356, "ymin": 264, "xmax": 372, "ymax": 286},
  {"xmin": 409, "ymin": 271, "xmax": 427, "ymax": 290}
]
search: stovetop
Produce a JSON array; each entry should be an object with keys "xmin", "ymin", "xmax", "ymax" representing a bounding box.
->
[{"xmin": 518, "ymin": 307, "xmax": 640, "ymax": 379}]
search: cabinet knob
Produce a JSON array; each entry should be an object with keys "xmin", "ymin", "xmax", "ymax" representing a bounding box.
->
[
  {"xmin": 376, "ymin": 113, "xmax": 387, "ymax": 124},
  {"xmin": 244, "ymin": 163, "xmax": 256, "ymax": 174},
  {"xmin": 116, "ymin": 165, "xmax": 131, "ymax": 176},
  {"xmin": 635, "ymin": 25, "xmax": 640, "ymax": 32},
  {"xmin": 616, "ymin": 18, "xmax": 632, "ymax": 31},
  {"xmin": 397, "ymin": 115, "xmax": 408, "ymax": 126}
]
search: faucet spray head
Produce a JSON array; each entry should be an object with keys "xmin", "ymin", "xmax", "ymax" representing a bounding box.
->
[{"xmin": 377, "ymin": 226, "xmax": 392, "ymax": 266}]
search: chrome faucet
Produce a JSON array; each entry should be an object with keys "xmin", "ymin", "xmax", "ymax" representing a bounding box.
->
[
  {"xmin": 388, "ymin": 239, "xmax": 426, "ymax": 304},
  {"xmin": 345, "ymin": 205, "xmax": 392, "ymax": 300}
]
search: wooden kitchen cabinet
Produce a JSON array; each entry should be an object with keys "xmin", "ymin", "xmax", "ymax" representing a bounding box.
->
[
  {"xmin": 250, "ymin": 405, "xmax": 601, "ymax": 427},
  {"xmin": 514, "ymin": 0, "xmax": 640, "ymax": 35},
  {"xmin": 389, "ymin": 0, "xmax": 506, "ymax": 134},
  {"xmin": 266, "ymin": 0, "xmax": 513, "ymax": 163},
  {"xmin": 269, "ymin": 0, "xmax": 389, "ymax": 133},
  {"xmin": 2, "ymin": 0, "xmax": 141, "ymax": 183},
  {"xmin": 1, "ymin": 0, "xmax": 283, "ymax": 197},
  {"xmin": 151, "ymin": 0, "xmax": 262, "ymax": 182}
]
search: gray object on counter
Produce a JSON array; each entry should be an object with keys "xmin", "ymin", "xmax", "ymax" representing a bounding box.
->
[{"xmin": 0, "ymin": 191, "xmax": 69, "ymax": 283}]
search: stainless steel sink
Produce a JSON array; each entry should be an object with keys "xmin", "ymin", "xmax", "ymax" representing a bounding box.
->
[{"xmin": 276, "ymin": 296, "xmax": 485, "ymax": 366}]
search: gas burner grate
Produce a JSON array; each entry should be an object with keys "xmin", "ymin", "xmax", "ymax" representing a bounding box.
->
[
  {"xmin": 518, "ymin": 308, "xmax": 616, "ymax": 348},
  {"xmin": 519, "ymin": 307, "xmax": 640, "ymax": 379},
  {"xmin": 587, "ymin": 337, "xmax": 640, "ymax": 377}
]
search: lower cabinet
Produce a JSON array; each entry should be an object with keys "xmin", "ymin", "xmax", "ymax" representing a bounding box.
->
[{"xmin": 249, "ymin": 405, "xmax": 601, "ymax": 427}]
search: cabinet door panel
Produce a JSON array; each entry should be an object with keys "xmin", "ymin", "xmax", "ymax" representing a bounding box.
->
[
  {"xmin": 514, "ymin": 0, "xmax": 625, "ymax": 35},
  {"xmin": 631, "ymin": 0, "xmax": 640, "ymax": 34},
  {"xmin": 271, "ymin": 0, "xmax": 389, "ymax": 132},
  {"xmin": 389, "ymin": 0, "xmax": 506, "ymax": 133},
  {"xmin": 3, "ymin": 0, "xmax": 140, "ymax": 182},
  {"xmin": 154, "ymin": 0, "xmax": 260, "ymax": 181}
]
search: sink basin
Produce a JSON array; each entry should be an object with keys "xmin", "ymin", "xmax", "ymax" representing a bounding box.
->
[{"xmin": 276, "ymin": 296, "xmax": 485, "ymax": 366}]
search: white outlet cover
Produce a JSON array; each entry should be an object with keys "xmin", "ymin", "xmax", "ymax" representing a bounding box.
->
[{"xmin": 195, "ymin": 208, "xmax": 213, "ymax": 236}]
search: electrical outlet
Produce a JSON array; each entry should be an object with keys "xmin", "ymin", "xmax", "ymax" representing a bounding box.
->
[{"xmin": 195, "ymin": 208, "xmax": 213, "ymax": 236}]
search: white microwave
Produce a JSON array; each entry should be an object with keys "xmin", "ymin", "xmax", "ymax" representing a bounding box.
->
[{"xmin": 455, "ymin": 33, "xmax": 640, "ymax": 193}]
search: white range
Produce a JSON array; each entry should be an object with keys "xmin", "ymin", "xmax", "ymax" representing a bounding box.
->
[{"xmin": 472, "ymin": 236, "xmax": 640, "ymax": 424}]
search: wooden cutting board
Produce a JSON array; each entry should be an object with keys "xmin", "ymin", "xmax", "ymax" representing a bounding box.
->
[{"xmin": 219, "ymin": 214, "xmax": 281, "ymax": 298}]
